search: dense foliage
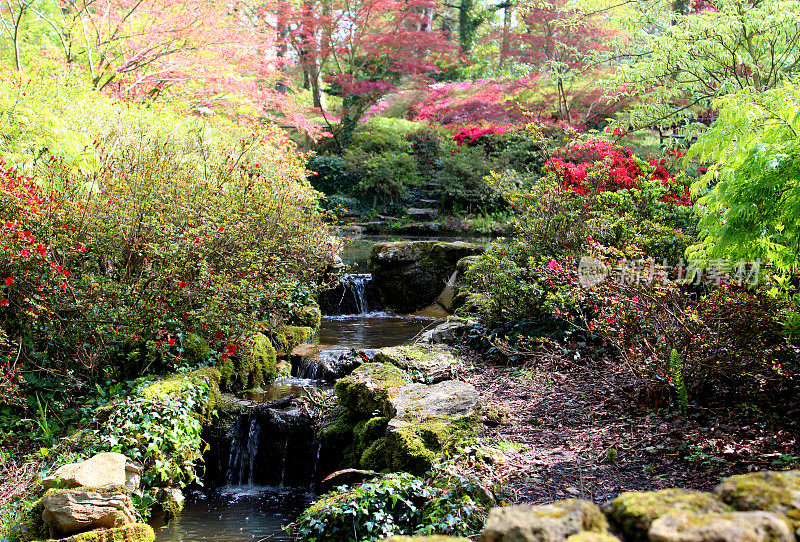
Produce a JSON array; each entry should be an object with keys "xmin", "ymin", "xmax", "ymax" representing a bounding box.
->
[{"xmin": 0, "ymin": 68, "xmax": 334, "ymax": 448}]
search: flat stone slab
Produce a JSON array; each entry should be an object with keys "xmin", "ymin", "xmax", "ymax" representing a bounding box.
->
[
  {"xmin": 43, "ymin": 452, "xmax": 140, "ymax": 491},
  {"xmin": 386, "ymin": 379, "xmax": 480, "ymax": 420},
  {"xmin": 373, "ymin": 344, "xmax": 461, "ymax": 382}
]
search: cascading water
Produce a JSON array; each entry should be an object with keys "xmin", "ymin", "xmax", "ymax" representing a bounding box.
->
[
  {"xmin": 226, "ymin": 416, "xmax": 261, "ymax": 486},
  {"xmin": 342, "ymin": 274, "xmax": 371, "ymax": 314}
]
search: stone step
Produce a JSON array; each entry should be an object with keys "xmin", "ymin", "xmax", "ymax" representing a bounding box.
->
[{"xmin": 406, "ymin": 207, "xmax": 438, "ymax": 220}]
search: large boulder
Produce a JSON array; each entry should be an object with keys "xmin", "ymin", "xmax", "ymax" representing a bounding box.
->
[
  {"xmin": 481, "ymin": 500, "xmax": 609, "ymax": 542},
  {"xmin": 374, "ymin": 344, "xmax": 462, "ymax": 383},
  {"xmin": 41, "ymin": 489, "xmax": 137, "ymax": 535},
  {"xmin": 370, "ymin": 241, "xmax": 484, "ymax": 313},
  {"xmin": 649, "ymin": 511, "xmax": 795, "ymax": 542},
  {"xmin": 383, "ymin": 380, "xmax": 482, "ymax": 473},
  {"xmin": 605, "ymin": 489, "xmax": 731, "ymax": 542},
  {"xmin": 296, "ymin": 347, "xmax": 363, "ymax": 381},
  {"xmin": 42, "ymin": 453, "xmax": 140, "ymax": 492},
  {"xmin": 334, "ymin": 363, "xmax": 410, "ymax": 415},
  {"xmin": 714, "ymin": 470, "xmax": 800, "ymax": 531}
]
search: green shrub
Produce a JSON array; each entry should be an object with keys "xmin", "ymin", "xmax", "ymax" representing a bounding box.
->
[
  {"xmin": 349, "ymin": 118, "xmax": 422, "ymax": 154},
  {"xmin": 437, "ymin": 144, "xmax": 503, "ymax": 211},
  {"xmin": 355, "ymin": 150, "xmax": 423, "ymax": 204},
  {"xmin": 307, "ymin": 155, "xmax": 358, "ymax": 195},
  {"xmin": 0, "ymin": 67, "xmax": 334, "ymax": 406},
  {"xmin": 292, "ymin": 472, "xmax": 486, "ymax": 542}
]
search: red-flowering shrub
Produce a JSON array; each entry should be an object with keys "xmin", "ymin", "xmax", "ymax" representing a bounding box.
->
[
  {"xmin": 545, "ymin": 140, "xmax": 692, "ymax": 205},
  {"xmin": 452, "ymin": 124, "xmax": 509, "ymax": 146}
]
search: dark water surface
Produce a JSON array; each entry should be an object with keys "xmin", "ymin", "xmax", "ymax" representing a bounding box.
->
[
  {"xmin": 154, "ymin": 488, "xmax": 313, "ymax": 542},
  {"xmin": 318, "ymin": 314, "xmax": 439, "ymax": 349}
]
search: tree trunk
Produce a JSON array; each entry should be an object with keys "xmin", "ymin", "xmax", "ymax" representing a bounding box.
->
[
  {"xmin": 499, "ymin": 0, "xmax": 513, "ymax": 68},
  {"xmin": 458, "ymin": 0, "xmax": 477, "ymax": 52}
]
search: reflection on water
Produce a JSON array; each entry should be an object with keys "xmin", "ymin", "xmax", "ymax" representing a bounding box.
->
[
  {"xmin": 240, "ymin": 377, "xmax": 329, "ymax": 402},
  {"xmin": 318, "ymin": 313, "xmax": 439, "ymax": 349},
  {"xmin": 153, "ymin": 489, "xmax": 312, "ymax": 542}
]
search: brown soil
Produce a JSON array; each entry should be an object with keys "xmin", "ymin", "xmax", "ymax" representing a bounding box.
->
[{"xmin": 462, "ymin": 357, "xmax": 800, "ymax": 505}]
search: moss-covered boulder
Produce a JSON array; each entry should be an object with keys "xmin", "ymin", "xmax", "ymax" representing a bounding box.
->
[
  {"xmin": 649, "ymin": 511, "xmax": 794, "ymax": 542},
  {"xmin": 373, "ymin": 344, "xmax": 461, "ymax": 383},
  {"xmin": 55, "ymin": 523, "xmax": 155, "ymax": 542},
  {"xmin": 334, "ymin": 362, "xmax": 410, "ymax": 415},
  {"xmin": 182, "ymin": 333, "xmax": 210, "ymax": 364},
  {"xmin": 219, "ymin": 332, "xmax": 277, "ymax": 391},
  {"xmin": 565, "ymin": 534, "xmax": 622, "ymax": 542},
  {"xmin": 370, "ymin": 241, "xmax": 485, "ymax": 313},
  {"xmin": 382, "ymin": 380, "xmax": 482, "ymax": 473},
  {"xmin": 605, "ymin": 489, "xmax": 731, "ymax": 542},
  {"xmin": 714, "ymin": 470, "xmax": 800, "ymax": 531},
  {"xmin": 481, "ymin": 500, "xmax": 609, "ymax": 542},
  {"xmin": 289, "ymin": 305, "xmax": 322, "ymax": 329}
]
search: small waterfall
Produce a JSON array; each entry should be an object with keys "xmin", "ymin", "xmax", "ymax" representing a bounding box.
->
[
  {"xmin": 342, "ymin": 274, "xmax": 371, "ymax": 314},
  {"xmin": 318, "ymin": 273, "xmax": 381, "ymax": 315},
  {"xmin": 226, "ymin": 416, "xmax": 261, "ymax": 486}
]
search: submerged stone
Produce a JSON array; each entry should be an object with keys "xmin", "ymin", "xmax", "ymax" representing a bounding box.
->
[
  {"xmin": 605, "ymin": 488, "xmax": 731, "ymax": 542},
  {"xmin": 481, "ymin": 500, "xmax": 609, "ymax": 542},
  {"xmin": 649, "ymin": 511, "xmax": 794, "ymax": 542}
]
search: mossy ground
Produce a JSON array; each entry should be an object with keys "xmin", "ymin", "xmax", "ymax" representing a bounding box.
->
[{"xmin": 55, "ymin": 524, "xmax": 155, "ymax": 542}]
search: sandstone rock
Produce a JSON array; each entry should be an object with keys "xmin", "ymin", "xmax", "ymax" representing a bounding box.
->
[
  {"xmin": 386, "ymin": 380, "xmax": 480, "ymax": 420},
  {"xmin": 456, "ymin": 255, "xmax": 482, "ymax": 273},
  {"xmin": 649, "ymin": 511, "xmax": 795, "ymax": 542},
  {"xmin": 334, "ymin": 363, "xmax": 410, "ymax": 415},
  {"xmin": 43, "ymin": 453, "xmax": 140, "ymax": 491},
  {"xmin": 374, "ymin": 344, "xmax": 462, "ymax": 383},
  {"xmin": 604, "ymin": 489, "xmax": 730, "ymax": 542},
  {"xmin": 370, "ymin": 241, "xmax": 485, "ymax": 313},
  {"xmin": 714, "ymin": 470, "xmax": 800, "ymax": 531},
  {"xmin": 41, "ymin": 489, "xmax": 137, "ymax": 535},
  {"xmin": 481, "ymin": 500, "xmax": 609, "ymax": 542},
  {"xmin": 565, "ymin": 534, "xmax": 621, "ymax": 542},
  {"xmin": 419, "ymin": 320, "xmax": 473, "ymax": 344},
  {"xmin": 60, "ymin": 523, "xmax": 155, "ymax": 542}
]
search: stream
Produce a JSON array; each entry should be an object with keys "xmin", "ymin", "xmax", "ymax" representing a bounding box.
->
[{"xmin": 154, "ymin": 234, "xmax": 451, "ymax": 542}]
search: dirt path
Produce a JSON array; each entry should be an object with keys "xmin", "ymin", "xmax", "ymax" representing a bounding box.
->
[{"xmin": 463, "ymin": 359, "xmax": 799, "ymax": 504}]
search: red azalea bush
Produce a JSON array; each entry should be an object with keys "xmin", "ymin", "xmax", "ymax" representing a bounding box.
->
[
  {"xmin": 452, "ymin": 124, "xmax": 509, "ymax": 146},
  {"xmin": 587, "ymin": 248, "xmax": 799, "ymax": 409},
  {"xmin": 0, "ymin": 72, "xmax": 335, "ymax": 400},
  {"xmin": 545, "ymin": 140, "xmax": 692, "ymax": 205}
]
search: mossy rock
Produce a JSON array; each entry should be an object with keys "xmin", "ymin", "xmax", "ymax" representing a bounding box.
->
[
  {"xmin": 136, "ymin": 367, "xmax": 221, "ymax": 417},
  {"xmin": 373, "ymin": 344, "xmax": 460, "ymax": 383},
  {"xmin": 381, "ymin": 537, "xmax": 470, "ymax": 542},
  {"xmin": 219, "ymin": 332, "xmax": 277, "ymax": 391},
  {"xmin": 272, "ymin": 326, "xmax": 315, "ymax": 357},
  {"xmin": 566, "ymin": 533, "xmax": 622, "ymax": 542},
  {"xmin": 605, "ymin": 489, "xmax": 731, "ymax": 542},
  {"xmin": 155, "ymin": 487, "xmax": 184, "ymax": 521},
  {"xmin": 276, "ymin": 360, "xmax": 292, "ymax": 378},
  {"xmin": 289, "ymin": 306, "xmax": 322, "ymax": 330},
  {"xmin": 482, "ymin": 500, "xmax": 609, "ymax": 542},
  {"xmin": 714, "ymin": 470, "xmax": 800, "ymax": 530},
  {"xmin": 383, "ymin": 415, "xmax": 481, "ymax": 474},
  {"xmin": 182, "ymin": 333, "xmax": 209, "ymax": 364},
  {"xmin": 317, "ymin": 406, "xmax": 356, "ymax": 447},
  {"xmin": 649, "ymin": 510, "xmax": 794, "ymax": 542},
  {"xmin": 54, "ymin": 523, "xmax": 155, "ymax": 542},
  {"xmin": 334, "ymin": 362, "xmax": 410, "ymax": 415},
  {"xmin": 16, "ymin": 499, "xmax": 49, "ymax": 542}
]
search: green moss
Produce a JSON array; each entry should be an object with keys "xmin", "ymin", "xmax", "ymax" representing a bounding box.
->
[
  {"xmin": 360, "ymin": 438, "xmax": 388, "ymax": 470},
  {"xmin": 348, "ymin": 416, "xmax": 391, "ymax": 469},
  {"xmin": 289, "ymin": 306, "xmax": 322, "ymax": 330},
  {"xmin": 135, "ymin": 367, "xmax": 220, "ymax": 417},
  {"xmin": 334, "ymin": 363, "xmax": 410, "ymax": 415},
  {"xmin": 606, "ymin": 489, "xmax": 731, "ymax": 542},
  {"xmin": 219, "ymin": 332, "xmax": 277, "ymax": 391},
  {"xmin": 715, "ymin": 470, "xmax": 800, "ymax": 528},
  {"xmin": 56, "ymin": 523, "xmax": 155, "ymax": 542},
  {"xmin": 182, "ymin": 333, "xmax": 209, "ymax": 364},
  {"xmin": 276, "ymin": 360, "xmax": 292, "ymax": 378},
  {"xmin": 156, "ymin": 488, "xmax": 184, "ymax": 521},
  {"xmin": 565, "ymin": 533, "xmax": 621, "ymax": 542},
  {"xmin": 16, "ymin": 499, "xmax": 48, "ymax": 542},
  {"xmin": 384, "ymin": 416, "xmax": 481, "ymax": 474},
  {"xmin": 317, "ymin": 406, "xmax": 356, "ymax": 447}
]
